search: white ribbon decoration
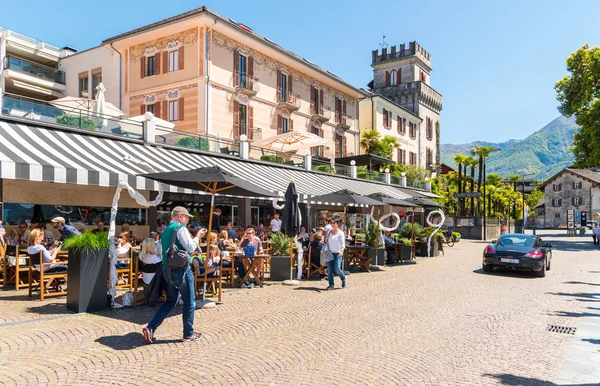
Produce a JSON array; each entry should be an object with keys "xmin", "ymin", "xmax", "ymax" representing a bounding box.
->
[
  {"xmin": 108, "ymin": 156, "xmax": 164, "ymax": 304},
  {"xmin": 272, "ymin": 197, "xmax": 285, "ymax": 210},
  {"xmin": 426, "ymin": 209, "xmax": 445, "ymax": 257},
  {"xmin": 365, "ymin": 212, "xmax": 401, "ymax": 232}
]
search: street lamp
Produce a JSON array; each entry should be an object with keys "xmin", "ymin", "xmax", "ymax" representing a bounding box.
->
[
  {"xmin": 518, "ymin": 173, "xmax": 535, "ymax": 234},
  {"xmin": 483, "ymin": 148, "xmax": 502, "ymax": 240}
]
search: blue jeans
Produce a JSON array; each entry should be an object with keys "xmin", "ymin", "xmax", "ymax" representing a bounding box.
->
[
  {"xmin": 147, "ymin": 266, "xmax": 195, "ymax": 338},
  {"xmin": 327, "ymin": 253, "xmax": 346, "ymax": 287}
]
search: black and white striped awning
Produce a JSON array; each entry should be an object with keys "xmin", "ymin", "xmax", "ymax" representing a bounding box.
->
[{"xmin": 0, "ymin": 119, "xmax": 429, "ymax": 203}]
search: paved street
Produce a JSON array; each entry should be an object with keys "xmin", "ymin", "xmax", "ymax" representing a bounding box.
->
[{"xmin": 1, "ymin": 232, "xmax": 599, "ymax": 385}]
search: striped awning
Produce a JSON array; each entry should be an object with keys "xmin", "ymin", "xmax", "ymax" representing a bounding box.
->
[{"xmin": 0, "ymin": 119, "xmax": 431, "ymax": 203}]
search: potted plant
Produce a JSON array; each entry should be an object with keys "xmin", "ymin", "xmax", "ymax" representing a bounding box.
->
[
  {"xmin": 365, "ymin": 222, "xmax": 385, "ymax": 266},
  {"xmin": 398, "ymin": 237, "xmax": 414, "ymax": 261},
  {"xmin": 61, "ymin": 232, "xmax": 111, "ymax": 313},
  {"xmin": 354, "ymin": 232, "xmax": 366, "ymax": 244},
  {"xmin": 417, "ymin": 227, "xmax": 441, "ymax": 257},
  {"xmin": 399, "ymin": 222, "xmax": 422, "ymax": 255},
  {"xmin": 268, "ymin": 232, "xmax": 292, "ymax": 281},
  {"xmin": 452, "ymin": 231, "xmax": 461, "ymax": 242}
]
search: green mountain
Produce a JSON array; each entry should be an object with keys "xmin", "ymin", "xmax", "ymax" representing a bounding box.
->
[{"xmin": 440, "ymin": 116, "xmax": 579, "ymax": 180}]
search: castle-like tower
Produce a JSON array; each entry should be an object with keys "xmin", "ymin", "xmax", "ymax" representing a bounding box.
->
[{"xmin": 371, "ymin": 42, "xmax": 442, "ymax": 170}]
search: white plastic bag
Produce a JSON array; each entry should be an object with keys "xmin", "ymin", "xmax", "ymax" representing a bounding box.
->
[{"xmin": 122, "ymin": 291, "xmax": 134, "ymax": 307}]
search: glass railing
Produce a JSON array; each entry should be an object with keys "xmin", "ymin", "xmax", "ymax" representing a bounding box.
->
[
  {"xmin": 390, "ymin": 175, "xmax": 402, "ymax": 186},
  {"xmin": 1, "ymin": 94, "xmax": 143, "ymax": 138},
  {"xmin": 4, "ymin": 56, "xmax": 65, "ymax": 84},
  {"xmin": 357, "ymin": 171, "xmax": 383, "ymax": 182},
  {"xmin": 0, "ymin": 27, "xmax": 62, "ymax": 51}
]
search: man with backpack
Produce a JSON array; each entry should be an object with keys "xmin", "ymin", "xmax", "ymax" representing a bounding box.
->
[{"xmin": 142, "ymin": 206, "xmax": 203, "ymax": 344}]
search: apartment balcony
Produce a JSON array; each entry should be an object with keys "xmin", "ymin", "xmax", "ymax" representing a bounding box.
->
[
  {"xmin": 334, "ymin": 113, "xmax": 352, "ymax": 130},
  {"xmin": 232, "ymin": 123, "xmax": 262, "ymax": 141},
  {"xmin": 310, "ymin": 105, "xmax": 331, "ymax": 123},
  {"xmin": 3, "ymin": 56, "xmax": 66, "ymax": 98},
  {"xmin": 233, "ymin": 71, "xmax": 259, "ymax": 97},
  {"xmin": 276, "ymin": 91, "xmax": 300, "ymax": 111}
]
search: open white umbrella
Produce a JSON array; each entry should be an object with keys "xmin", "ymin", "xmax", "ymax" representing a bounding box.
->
[
  {"xmin": 93, "ymin": 83, "xmax": 108, "ymax": 127},
  {"xmin": 49, "ymin": 95, "xmax": 125, "ymax": 118},
  {"xmin": 252, "ymin": 131, "xmax": 327, "ymax": 153}
]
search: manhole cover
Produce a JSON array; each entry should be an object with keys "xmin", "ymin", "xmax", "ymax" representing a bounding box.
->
[{"xmin": 546, "ymin": 325, "xmax": 577, "ymax": 335}]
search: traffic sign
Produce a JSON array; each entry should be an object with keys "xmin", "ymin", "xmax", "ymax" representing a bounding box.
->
[{"xmin": 454, "ymin": 192, "xmax": 483, "ymax": 198}]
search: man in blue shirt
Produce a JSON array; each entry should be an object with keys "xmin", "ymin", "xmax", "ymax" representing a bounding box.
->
[
  {"xmin": 51, "ymin": 216, "xmax": 80, "ymax": 241},
  {"xmin": 226, "ymin": 222, "xmax": 238, "ymax": 240}
]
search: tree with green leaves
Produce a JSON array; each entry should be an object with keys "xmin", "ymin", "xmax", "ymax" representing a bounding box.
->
[
  {"xmin": 556, "ymin": 44, "xmax": 600, "ymax": 166},
  {"xmin": 471, "ymin": 145, "xmax": 494, "ymax": 214},
  {"xmin": 453, "ymin": 153, "xmax": 467, "ymax": 214},
  {"xmin": 360, "ymin": 129, "xmax": 401, "ymax": 161}
]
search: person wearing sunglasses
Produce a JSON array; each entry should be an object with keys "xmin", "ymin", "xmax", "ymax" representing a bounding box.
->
[
  {"xmin": 239, "ymin": 226, "xmax": 264, "ymax": 286},
  {"xmin": 13, "ymin": 222, "xmax": 31, "ymax": 247}
]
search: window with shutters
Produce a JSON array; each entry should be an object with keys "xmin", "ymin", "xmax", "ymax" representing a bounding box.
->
[
  {"xmin": 146, "ymin": 56, "xmax": 155, "ymax": 76},
  {"xmin": 238, "ymin": 54, "xmax": 247, "ymax": 87},
  {"xmin": 426, "ymin": 118, "xmax": 433, "ymax": 140},
  {"xmin": 552, "ymin": 183, "xmax": 562, "ymax": 192},
  {"xmin": 169, "ymin": 50, "xmax": 179, "ymax": 72},
  {"xmin": 311, "ymin": 126, "xmax": 324, "ymax": 157},
  {"xmin": 311, "ymin": 87, "xmax": 320, "ymax": 115},
  {"xmin": 383, "ymin": 109, "xmax": 392, "ymax": 129},
  {"xmin": 555, "ymin": 213, "xmax": 560, "ymax": 218},
  {"xmin": 409, "ymin": 152, "xmax": 417, "ymax": 165},
  {"xmin": 552, "ymin": 198, "xmax": 562, "ymax": 207},
  {"xmin": 281, "ymin": 117, "xmax": 289, "ymax": 133},
  {"xmin": 409, "ymin": 122, "xmax": 417, "ymax": 139},
  {"xmin": 168, "ymin": 100, "xmax": 179, "ymax": 122},
  {"xmin": 390, "ymin": 70, "xmax": 398, "ymax": 86},
  {"xmin": 426, "ymin": 148, "xmax": 433, "ymax": 168},
  {"xmin": 335, "ymin": 134, "xmax": 345, "ymax": 158},
  {"xmin": 397, "ymin": 149, "xmax": 406, "ymax": 165},
  {"xmin": 280, "ymin": 73, "xmax": 287, "ymax": 102},
  {"xmin": 146, "ymin": 104, "xmax": 155, "ymax": 114},
  {"xmin": 239, "ymin": 104, "xmax": 248, "ymax": 135},
  {"xmin": 335, "ymin": 97, "xmax": 343, "ymax": 123},
  {"xmin": 572, "ymin": 197, "xmax": 582, "ymax": 206},
  {"xmin": 573, "ymin": 181, "xmax": 582, "ymax": 190}
]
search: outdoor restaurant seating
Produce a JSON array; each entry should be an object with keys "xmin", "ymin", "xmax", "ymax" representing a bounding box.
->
[
  {"xmin": 115, "ymin": 249, "xmax": 135, "ymax": 290},
  {"xmin": 6, "ymin": 246, "xmax": 30, "ymax": 291},
  {"xmin": 345, "ymin": 245, "xmax": 372, "ymax": 273},
  {"xmin": 306, "ymin": 245, "xmax": 326, "ymax": 278},
  {"xmin": 0, "ymin": 243, "xmax": 7, "ymax": 287},
  {"xmin": 28, "ymin": 251, "xmax": 68, "ymax": 301},
  {"xmin": 193, "ymin": 253, "xmax": 223, "ymax": 301}
]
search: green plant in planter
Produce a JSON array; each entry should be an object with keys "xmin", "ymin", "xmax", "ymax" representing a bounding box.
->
[
  {"xmin": 316, "ymin": 164, "xmax": 335, "ymax": 174},
  {"xmin": 260, "ymin": 155, "xmax": 285, "ymax": 164},
  {"xmin": 354, "ymin": 232, "xmax": 366, "ymax": 241},
  {"xmin": 399, "ymin": 222, "xmax": 422, "ymax": 239},
  {"xmin": 61, "ymin": 232, "xmax": 111, "ymax": 251},
  {"xmin": 399, "ymin": 238, "xmax": 412, "ymax": 246},
  {"xmin": 391, "ymin": 233, "xmax": 402, "ymax": 242},
  {"xmin": 269, "ymin": 232, "xmax": 291, "ymax": 255},
  {"xmin": 365, "ymin": 222, "xmax": 379, "ymax": 248},
  {"xmin": 418, "ymin": 227, "xmax": 442, "ymax": 242}
]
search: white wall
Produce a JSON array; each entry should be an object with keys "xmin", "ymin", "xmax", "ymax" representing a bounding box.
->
[{"xmin": 58, "ymin": 45, "xmax": 121, "ymax": 108}]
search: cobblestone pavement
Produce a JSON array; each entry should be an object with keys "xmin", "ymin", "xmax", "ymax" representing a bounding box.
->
[{"xmin": 0, "ymin": 232, "xmax": 599, "ymax": 385}]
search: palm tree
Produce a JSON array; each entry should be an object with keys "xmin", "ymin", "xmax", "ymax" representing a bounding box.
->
[
  {"xmin": 453, "ymin": 154, "xmax": 467, "ymax": 215},
  {"xmin": 360, "ymin": 129, "xmax": 382, "ymax": 154},
  {"xmin": 471, "ymin": 146, "xmax": 494, "ymax": 215},
  {"xmin": 381, "ymin": 136, "xmax": 401, "ymax": 160},
  {"xmin": 464, "ymin": 156, "xmax": 477, "ymax": 216}
]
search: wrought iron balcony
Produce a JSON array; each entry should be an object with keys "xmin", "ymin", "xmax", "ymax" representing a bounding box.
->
[
  {"xmin": 276, "ymin": 90, "xmax": 300, "ymax": 111},
  {"xmin": 310, "ymin": 104, "xmax": 331, "ymax": 122},
  {"xmin": 4, "ymin": 56, "xmax": 65, "ymax": 84},
  {"xmin": 233, "ymin": 71, "xmax": 259, "ymax": 96},
  {"xmin": 334, "ymin": 112, "xmax": 352, "ymax": 130}
]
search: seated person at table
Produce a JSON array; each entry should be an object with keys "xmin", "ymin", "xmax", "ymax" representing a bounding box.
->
[
  {"xmin": 189, "ymin": 228, "xmax": 205, "ymax": 253},
  {"xmin": 192, "ymin": 245, "xmax": 220, "ymax": 277},
  {"xmin": 310, "ymin": 233, "xmax": 325, "ymax": 267},
  {"xmin": 218, "ymin": 230, "xmax": 236, "ymax": 251},
  {"xmin": 256, "ymin": 224, "xmax": 265, "ymax": 238},
  {"xmin": 239, "ymin": 226, "xmax": 264, "ymax": 254},
  {"xmin": 13, "ymin": 222, "xmax": 31, "ymax": 246},
  {"xmin": 37, "ymin": 224, "xmax": 56, "ymax": 247},
  {"xmin": 149, "ymin": 231, "xmax": 162, "ymax": 256},
  {"xmin": 92, "ymin": 220, "xmax": 109, "ymax": 234},
  {"xmin": 383, "ymin": 231, "xmax": 396, "ymax": 262},
  {"xmin": 27, "ymin": 229, "xmax": 67, "ymax": 273},
  {"xmin": 138, "ymin": 238, "xmax": 162, "ymax": 285},
  {"xmin": 226, "ymin": 222, "xmax": 238, "ymax": 240},
  {"xmin": 299, "ymin": 227, "xmax": 309, "ymax": 248},
  {"xmin": 116, "ymin": 232, "xmax": 132, "ymax": 268}
]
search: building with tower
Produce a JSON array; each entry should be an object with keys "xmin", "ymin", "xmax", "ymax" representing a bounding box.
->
[{"xmin": 368, "ymin": 41, "xmax": 443, "ymax": 170}]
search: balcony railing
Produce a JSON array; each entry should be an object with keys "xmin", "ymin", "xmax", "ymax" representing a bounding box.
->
[
  {"xmin": 4, "ymin": 56, "xmax": 65, "ymax": 84},
  {"xmin": 309, "ymin": 105, "xmax": 331, "ymax": 122},
  {"xmin": 1, "ymin": 93, "xmax": 143, "ymax": 139},
  {"xmin": 276, "ymin": 90, "xmax": 300, "ymax": 111},
  {"xmin": 334, "ymin": 112, "xmax": 352, "ymax": 130},
  {"xmin": 231, "ymin": 123, "xmax": 262, "ymax": 140},
  {"xmin": 233, "ymin": 71, "xmax": 259, "ymax": 96}
]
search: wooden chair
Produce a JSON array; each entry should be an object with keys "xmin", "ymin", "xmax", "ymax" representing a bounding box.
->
[
  {"xmin": 115, "ymin": 248, "xmax": 134, "ymax": 290},
  {"xmin": 0, "ymin": 243, "xmax": 7, "ymax": 287},
  {"xmin": 6, "ymin": 246, "xmax": 30, "ymax": 291},
  {"xmin": 132, "ymin": 252, "xmax": 146, "ymax": 308},
  {"xmin": 193, "ymin": 254, "xmax": 222, "ymax": 302},
  {"xmin": 220, "ymin": 253, "xmax": 236, "ymax": 288},
  {"xmin": 306, "ymin": 245, "xmax": 326, "ymax": 279},
  {"xmin": 28, "ymin": 251, "xmax": 68, "ymax": 300}
]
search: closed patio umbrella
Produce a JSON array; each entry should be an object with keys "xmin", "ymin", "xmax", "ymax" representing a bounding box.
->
[
  {"xmin": 93, "ymin": 83, "xmax": 108, "ymax": 127},
  {"xmin": 367, "ymin": 193, "xmax": 417, "ymax": 207},
  {"xmin": 281, "ymin": 181, "xmax": 300, "ymax": 236}
]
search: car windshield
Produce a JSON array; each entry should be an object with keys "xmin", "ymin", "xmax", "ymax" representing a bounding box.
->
[{"xmin": 498, "ymin": 235, "xmax": 535, "ymax": 247}]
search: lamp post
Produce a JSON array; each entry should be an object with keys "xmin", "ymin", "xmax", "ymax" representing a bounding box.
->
[
  {"xmin": 483, "ymin": 148, "xmax": 502, "ymax": 241},
  {"xmin": 519, "ymin": 173, "xmax": 535, "ymax": 234}
]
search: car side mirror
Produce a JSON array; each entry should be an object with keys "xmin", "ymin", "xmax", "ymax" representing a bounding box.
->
[{"xmin": 544, "ymin": 243, "xmax": 552, "ymax": 248}]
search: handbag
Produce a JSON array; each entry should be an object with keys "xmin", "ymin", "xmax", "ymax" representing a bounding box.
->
[
  {"xmin": 244, "ymin": 245, "xmax": 256, "ymax": 256},
  {"xmin": 320, "ymin": 243, "xmax": 334, "ymax": 266}
]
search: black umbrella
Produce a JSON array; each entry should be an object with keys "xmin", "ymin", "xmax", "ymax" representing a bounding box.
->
[
  {"xmin": 308, "ymin": 189, "xmax": 384, "ymax": 207},
  {"xmin": 281, "ymin": 181, "xmax": 300, "ymax": 236},
  {"xmin": 140, "ymin": 165, "xmax": 277, "ymax": 233},
  {"xmin": 406, "ymin": 196, "xmax": 442, "ymax": 208},
  {"xmin": 367, "ymin": 193, "xmax": 417, "ymax": 207}
]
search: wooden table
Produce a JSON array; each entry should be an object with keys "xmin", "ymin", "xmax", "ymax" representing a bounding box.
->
[
  {"xmin": 345, "ymin": 245, "xmax": 371, "ymax": 272},
  {"xmin": 234, "ymin": 254, "xmax": 268, "ymax": 287}
]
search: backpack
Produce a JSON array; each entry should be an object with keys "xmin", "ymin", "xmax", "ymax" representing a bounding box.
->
[{"xmin": 165, "ymin": 225, "xmax": 190, "ymax": 269}]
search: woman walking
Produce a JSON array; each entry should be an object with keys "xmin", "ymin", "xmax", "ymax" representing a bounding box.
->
[{"xmin": 326, "ymin": 220, "xmax": 346, "ymax": 290}]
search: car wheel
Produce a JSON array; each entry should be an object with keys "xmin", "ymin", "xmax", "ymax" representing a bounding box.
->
[
  {"xmin": 482, "ymin": 263, "xmax": 493, "ymax": 273},
  {"xmin": 535, "ymin": 261, "xmax": 546, "ymax": 277},
  {"xmin": 546, "ymin": 257, "xmax": 551, "ymax": 271}
]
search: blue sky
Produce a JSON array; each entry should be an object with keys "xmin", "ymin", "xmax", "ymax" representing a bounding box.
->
[{"xmin": 2, "ymin": 0, "xmax": 599, "ymax": 144}]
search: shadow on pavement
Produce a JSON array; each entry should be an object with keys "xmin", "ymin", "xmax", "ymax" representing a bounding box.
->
[
  {"xmin": 550, "ymin": 310, "xmax": 600, "ymax": 318},
  {"xmin": 472, "ymin": 268, "xmax": 538, "ymax": 279},
  {"xmin": 483, "ymin": 372, "xmax": 600, "ymax": 385},
  {"xmin": 564, "ymin": 281, "xmax": 600, "ymax": 286},
  {"xmin": 293, "ymin": 287, "xmax": 323, "ymax": 292},
  {"xmin": 27, "ymin": 303, "xmax": 74, "ymax": 316},
  {"xmin": 95, "ymin": 331, "xmax": 180, "ymax": 350},
  {"xmin": 547, "ymin": 240, "xmax": 599, "ymax": 252},
  {"xmin": 547, "ymin": 292, "xmax": 600, "ymax": 301}
]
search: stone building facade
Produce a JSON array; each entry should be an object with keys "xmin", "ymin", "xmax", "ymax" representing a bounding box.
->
[
  {"xmin": 540, "ymin": 168, "xmax": 600, "ymax": 228},
  {"xmin": 370, "ymin": 42, "xmax": 442, "ymax": 169}
]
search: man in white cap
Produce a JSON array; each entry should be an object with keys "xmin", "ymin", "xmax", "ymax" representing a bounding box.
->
[
  {"xmin": 142, "ymin": 206, "xmax": 202, "ymax": 344},
  {"xmin": 50, "ymin": 216, "xmax": 80, "ymax": 241}
]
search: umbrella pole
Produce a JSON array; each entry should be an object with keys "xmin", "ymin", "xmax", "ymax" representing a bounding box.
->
[{"xmin": 203, "ymin": 192, "xmax": 215, "ymax": 302}]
